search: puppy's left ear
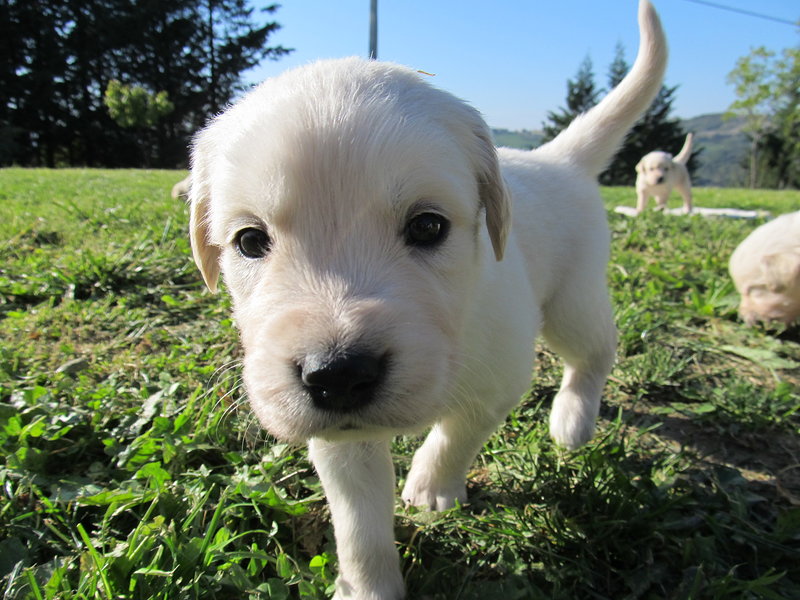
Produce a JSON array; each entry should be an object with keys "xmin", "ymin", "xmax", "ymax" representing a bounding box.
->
[
  {"xmin": 188, "ymin": 133, "xmax": 222, "ymax": 293},
  {"xmin": 471, "ymin": 125, "xmax": 511, "ymax": 261}
]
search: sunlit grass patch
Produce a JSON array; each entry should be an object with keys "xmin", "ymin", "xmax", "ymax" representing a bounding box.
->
[{"xmin": 1, "ymin": 170, "xmax": 799, "ymax": 598}]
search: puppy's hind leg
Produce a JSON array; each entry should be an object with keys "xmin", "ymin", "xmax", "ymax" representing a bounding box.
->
[
  {"xmin": 677, "ymin": 182, "xmax": 693, "ymax": 214},
  {"xmin": 543, "ymin": 279, "xmax": 617, "ymax": 450}
]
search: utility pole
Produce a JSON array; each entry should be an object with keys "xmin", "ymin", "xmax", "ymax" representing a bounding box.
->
[{"xmin": 369, "ymin": 0, "xmax": 378, "ymax": 59}]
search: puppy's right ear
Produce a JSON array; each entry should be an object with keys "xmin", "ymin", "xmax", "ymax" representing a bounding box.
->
[
  {"xmin": 635, "ymin": 159, "xmax": 644, "ymax": 174},
  {"xmin": 761, "ymin": 251, "xmax": 800, "ymax": 292},
  {"xmin": 188, "ymin": 138, "xmax": 221, "ymax": 293},
  {"xmin": 471, "ymin": 124, "xmax": 511, "ymax": 261}
]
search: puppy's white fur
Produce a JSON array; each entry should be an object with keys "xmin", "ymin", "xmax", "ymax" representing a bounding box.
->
[
  {"xmin": 635, "ymin": 132, "xmax": 693, "ymax": 213},
  {"xmin": 188, "ymin": 2, "xmax": 667, "ymax": 598},
  {"xmin": 730, "ymin": 210, "xmax": 800, "ymax": 326}
]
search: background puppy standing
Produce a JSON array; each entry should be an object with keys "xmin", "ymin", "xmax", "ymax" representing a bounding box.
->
[
  {"xmin": 635, "ymin": 132, "xmax": 694, "ymax": 213},
  {"xmin": 188, "ymin": 2, "xmax": 667, "ymax": 598}
]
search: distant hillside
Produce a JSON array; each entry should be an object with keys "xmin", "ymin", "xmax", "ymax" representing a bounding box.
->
[
  {"xmin": 491, "ymin": 128, "xmax": 543, "ymax": 150},
  {"xmin": 491, "ymin": 113, "xmax": 750, "ymax": 188},
  {"xmin": 680, "ymin": 114, "xmax": 749, "ymax": 187}
]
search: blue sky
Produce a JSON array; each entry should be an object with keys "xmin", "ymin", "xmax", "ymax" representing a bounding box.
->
[{"xmin": 245, "ymin": 1, "xmax": 799, "ymax": 131}]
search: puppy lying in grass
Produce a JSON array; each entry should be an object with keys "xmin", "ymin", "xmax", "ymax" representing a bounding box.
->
[
  {"xmin": 187, "ymin": 1, "xmax": 667, "ymax": 597},
  {"xmin": 730, "ymin": 211, "xmax": 800, "ymax": 326}
]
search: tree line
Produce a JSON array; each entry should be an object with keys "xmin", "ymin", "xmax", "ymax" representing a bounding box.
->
[
  {"xmin": 1, "ymin": 0, "xmax": 290, "ymax": 168},
  {"xmin": 3, "ymin": 2, "xmax": 797, "ymax": 188}
]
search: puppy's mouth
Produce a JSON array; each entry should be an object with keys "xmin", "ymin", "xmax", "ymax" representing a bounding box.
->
[
  {"xmin": 309, "ymin": 396, "xmax": 436, "ymax": 441},
  {"xmin": 338, "ymin": 422, "xmax": 362, "ymax": 431},
  {"xmin": 294, "ymin": 384, "xmax": 435, "ymax": 442},
  {"xmin": 313, "ymin": 415, "xmax": 424, "ymax": 443}
]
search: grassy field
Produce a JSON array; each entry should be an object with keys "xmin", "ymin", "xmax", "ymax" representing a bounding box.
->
[{"xmin": 1, "ymin": 168, "xmax": 799, "ymax": 599}]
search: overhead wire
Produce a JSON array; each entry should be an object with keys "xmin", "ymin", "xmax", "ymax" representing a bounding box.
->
[{"xmin": 681, "ymin": 0, "xmax": 798, "ymax": 27}]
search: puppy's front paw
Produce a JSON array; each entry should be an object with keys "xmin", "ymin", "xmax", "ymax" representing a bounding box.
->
[
  {"xmin": 332, "ymin": 570, "xmax": 404, "ymax": 600},
  {"xmin": 401, "ymin": 468, "xmax": 466, "ymax": 511},
  {"xmin": 549, "ymin": 390, "xmax": 597, "ymax": 450}
]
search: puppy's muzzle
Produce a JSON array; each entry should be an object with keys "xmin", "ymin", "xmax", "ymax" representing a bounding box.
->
[{"xmin": 298, "ymin": 348, "xmax": 389, "ymax": 412}]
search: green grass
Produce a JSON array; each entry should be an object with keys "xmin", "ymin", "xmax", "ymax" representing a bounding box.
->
[{"xmin": 1, "ymin": 169, "xmax": 799, "ymax": 599}]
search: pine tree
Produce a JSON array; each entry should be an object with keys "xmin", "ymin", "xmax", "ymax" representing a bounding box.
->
[
  {"xmin": 541, "ymin": 56, "xmax": 600, "ymax": 143},
  {"xmin": 600, "ymin": 83, "xmax": 696, "ymax": 185},
  {"xmin": 599, "ymin": 45, "xmax": 700, "ymax": 186},
  {"xmin": 540, "ymin": 44, "xmax": 699, "ymax": 185},
  {"xmin": 1, "ymin": 0, "xmax": 291, "ymax": 167},
  {"xmin": 607, "ymin": 42, "xmax": 628, "ymax": 88}
]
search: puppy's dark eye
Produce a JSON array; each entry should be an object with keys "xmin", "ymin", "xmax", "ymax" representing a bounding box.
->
[
  {"xmin": 234, "ymin": 227, "xmax": 271, "ymax": 259},
  {"xmin": 405, "ymin": 213, "xmax": 449, "ymax": 248}
]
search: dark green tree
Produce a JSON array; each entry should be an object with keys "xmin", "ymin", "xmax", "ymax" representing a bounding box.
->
[
  {"xmin": 601, "ymin": 83, "xmax": 701, "ymax": 186},
  {"xmin": 599, "ymin": 44, "xmax": 700, "ymax": 186},
  {"xmin": 607, "ymin": 42, "xmax": 628, "ymax": 88},
  {"xmin": 113, "ymin": 0, "xmax": 291, "ymax": 165},
  {"xmin": 1, "ymin": 0, "xmax": 290, "ymax": 167},
  {"xmin": 540, "ymin": 44, "xmax": 699, "ymax": 185},
  {"xmin": 541, "ymin": 56, "xmax": 600, "ymax": 143},
  {"xmin": 0, "ymin": 1, "xmax": 72, "ymax": 166}
]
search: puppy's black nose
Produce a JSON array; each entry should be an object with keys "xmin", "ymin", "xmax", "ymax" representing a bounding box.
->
[{"xmin": 300, "ymin": 349, "xmax": 386, "ymax": 412}]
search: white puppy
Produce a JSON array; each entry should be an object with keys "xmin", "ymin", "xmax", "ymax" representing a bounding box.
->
[
  {"xmin": 730, "ymin": 211, "xmax": 800, "ymax": 326},
  {"xmin": 635, "ymin": 132, "xmax": 693, "ymax": 213},
  {"xmin": 188, "ymin": 2, "xmax": 667, "ymax": 598}
]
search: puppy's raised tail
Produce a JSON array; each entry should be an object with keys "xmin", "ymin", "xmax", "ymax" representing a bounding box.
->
[
  {"xmin": 674, "ymin": 132, "xmax": 693, "ymax": 164},
  {"xmin": 539, "ymin": 0, "xmax": 668, "ymax": 177}
]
